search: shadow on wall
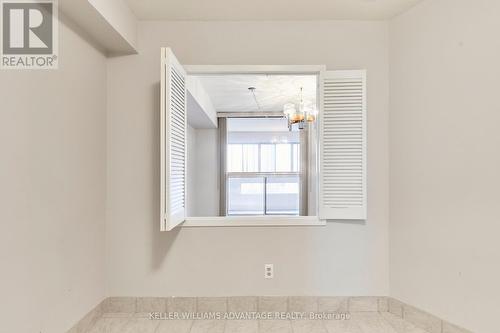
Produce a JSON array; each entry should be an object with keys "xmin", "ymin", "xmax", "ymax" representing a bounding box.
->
[
  {"xmin": 328, "ymin": 220, "xmax": 366, "ymax": 226},
  {"xmin": 152, "ymin": 226, "xmax": 181, "ymax": 270},
  {"xmin": 150, "ymin": 81, "xmax": 182, "ymax": 270}
]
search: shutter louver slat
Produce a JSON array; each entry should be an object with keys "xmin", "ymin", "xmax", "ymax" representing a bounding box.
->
[
  {"xmin": 319, "ymin": 70, "xmax": 367, "ymax": 220},
  {"xmin": 160, "ymin": 48, "xmax": 187, "ymax": 231},
  {"xmin": 169, "ymin": 66, "xmax": 186, "ymax": 217}
]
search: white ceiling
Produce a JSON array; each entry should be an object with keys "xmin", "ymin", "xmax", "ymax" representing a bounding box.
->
[
  {"xmin": 195, "ymin": 75, "xmax": 317, "ymax": 113},
  {"xmin": 227, "ymin": 118, "xmax": 291, "ymax": 132},
  {"xmin": 126, "ymin": 0, "xmax": 422, "ymax": 21}
]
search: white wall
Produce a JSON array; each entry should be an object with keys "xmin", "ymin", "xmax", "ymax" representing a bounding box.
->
[
  {"xmin": 0, "ymin": 18, "xmax": 107, "ymax": 333},
  {"xmin": 192, "ymin": 129, "xmax": 220, "ymax": 216},
  {"xmin": 88, "ymin": 0, "xmax": 138, "ymax": 49},
  {"xmin": 186, "ymin": 124, "xmax": 197, "ymax": 217},
  {"xmin": 389, "ymin": 1, "xmax": 500, "ymax": 332},
  {"xmin": 186, "ymin": 126, "xmax": 219, "ymax": 217},
  {"xmin": 106, "ymin": 20, "xmax": 389, "ymax": 297},
  {"xmin": 186, "ymin": 76, "xmax": 217, "ymax": 128}
]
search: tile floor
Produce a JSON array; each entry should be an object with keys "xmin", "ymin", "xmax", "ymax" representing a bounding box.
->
[{"xmin": 86, "ymin": 312, "xmax": 430, "ymax": 333}]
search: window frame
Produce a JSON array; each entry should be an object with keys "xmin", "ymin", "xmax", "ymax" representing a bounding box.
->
[
  {"xmin": 183, "ymin": 65, "xmax": 326, "ymax": 227},
  {"xmin": 226, "ymin": 142, "xmax": 301, "ymax": 174},
  {"xmin": 226, "ymin": 140, "xmax": 302, "ymax": 216},
  {"xmin": 226, "ymin": 172, "xmax": 302, "ymax": 216}
]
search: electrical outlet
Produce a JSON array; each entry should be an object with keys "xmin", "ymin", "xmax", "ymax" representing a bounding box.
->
[{"xmin": 264, "ymin": 264, "xmax": 274, "ymax": 279}]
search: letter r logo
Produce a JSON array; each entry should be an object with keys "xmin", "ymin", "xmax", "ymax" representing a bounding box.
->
[{"xmin": 2, "ymin": 1, "xmax": 53, "ymax": 54}]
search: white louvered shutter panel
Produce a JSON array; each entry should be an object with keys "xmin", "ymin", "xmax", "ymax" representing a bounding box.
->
[
  {"xmin": 319, "ymin": 70, "xmax": 367, "ymax": 220},
  {"xmin": 160, "ymin": 48, "xmax": 187, "ymax": 231}
]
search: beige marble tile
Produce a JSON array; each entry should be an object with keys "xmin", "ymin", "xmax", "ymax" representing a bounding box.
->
[
  {"xmin": 197, "ymin": 297, "xmax": 228, "ymax": 313},
  {"xmin": 136, "ymin": 297, "xmax": 166, "ymax": 313},
  {"xmin": 227, "ymin": 296, "xmax": 258, "ymax": 312},
  {"xmin": 349, "ymin": 297, "xmax": 379, "ymax": 312},
  {"xmin": 380, "ymin": 312, "xmax": 429, "ymax": 333},
  {"xmin": 258, "ymin": 320, "xmax": 292, "ymax": 333},
  {"xmin": 323, "ymin": 318, "xmax": 362, "ymax": 333},
  {"xmin": 167, "ymin": 297, "xmax": 196, "ymax": 313},
  {"xmin": 403, "ymin": 305, "xmax": 442, "ymax": 333},
  {"xmin": 87, "ymin": 317, "xmax": 131, "ymax": 333},
  {"xmin": 258, "ymin": 297, "xmax": 288, "ymax": 313},
  {"xmin": 350, "ymin": 312, "xmax": 398, "ymax": 333},
  {"xmin": 388, "ymin": 298, "xmax": 404, "ymax": 317},
  {"xmin": 288, "ymin": 296, "xmax": 318, "ymax": 313},
  {"xmin": 190, "ymin": 320, "xmax": 226, "ymax": 333},
  {"xmin": 442, "ymin": 321, "xmax": 472, "ymax": 333},
  {"xmin": 102, "ymin": 297, "xmax": 136, "ymax": 313},
  {"xmin": 378, "ymin": 297, "xmax": 388, "ymax": 312},
  {"xmin": 224, "ymin": 320, "xmax": 258, "ymax": 333},
  {"xmin": 290, "ymin": 320, "xmax": 327, "ymax": 333},
  {"xmin": 120, "ymin": 317, "xmax": 160, "ymax": 333},
  {"xmin": 317, "ymin": 297, "xmax": 349, "ymax": 313},
  {"xmin": 75, "ymin": 297, "xmax": 469, "ymax": 333},
  {"xmin": 155, "ymin": 320, "xmax": 193, "ymax": 333}
]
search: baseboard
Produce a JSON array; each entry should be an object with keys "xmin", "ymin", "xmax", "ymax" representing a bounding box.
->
[
  {"xmin": 387, "ymin": 298, "xmax": 472, "ymax": 333},
  {"xmin": 101, "ymin": 296, "xmax": 388, "ymax": 314}
]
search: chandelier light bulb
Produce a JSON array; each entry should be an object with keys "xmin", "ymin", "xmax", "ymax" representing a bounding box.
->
[{"xmin": 283, "ymin": 87, "xmax": 317, "ymax": 130}]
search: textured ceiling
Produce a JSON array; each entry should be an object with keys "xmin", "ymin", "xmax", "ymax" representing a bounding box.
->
[
  {"xmin": 195, "ymin": 75, "xmax": 317, "ymax": 113},
  {"xmin": 126, "ymin": 0, "xmax": 422, "ymax": 21},
  {"xmin": 227, "ymin": 118, "xmax": 291, "ymax": 132}
]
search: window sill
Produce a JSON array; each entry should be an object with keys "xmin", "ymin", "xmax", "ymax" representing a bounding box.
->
[{"xmin": 182, "ymin": 216, "xmax": 326, "ymax": 227}]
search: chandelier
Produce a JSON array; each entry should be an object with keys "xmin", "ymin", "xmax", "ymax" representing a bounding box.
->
[{"xmin": 283, "ymin": 87, "xmax": 317, "ymax": 131}]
